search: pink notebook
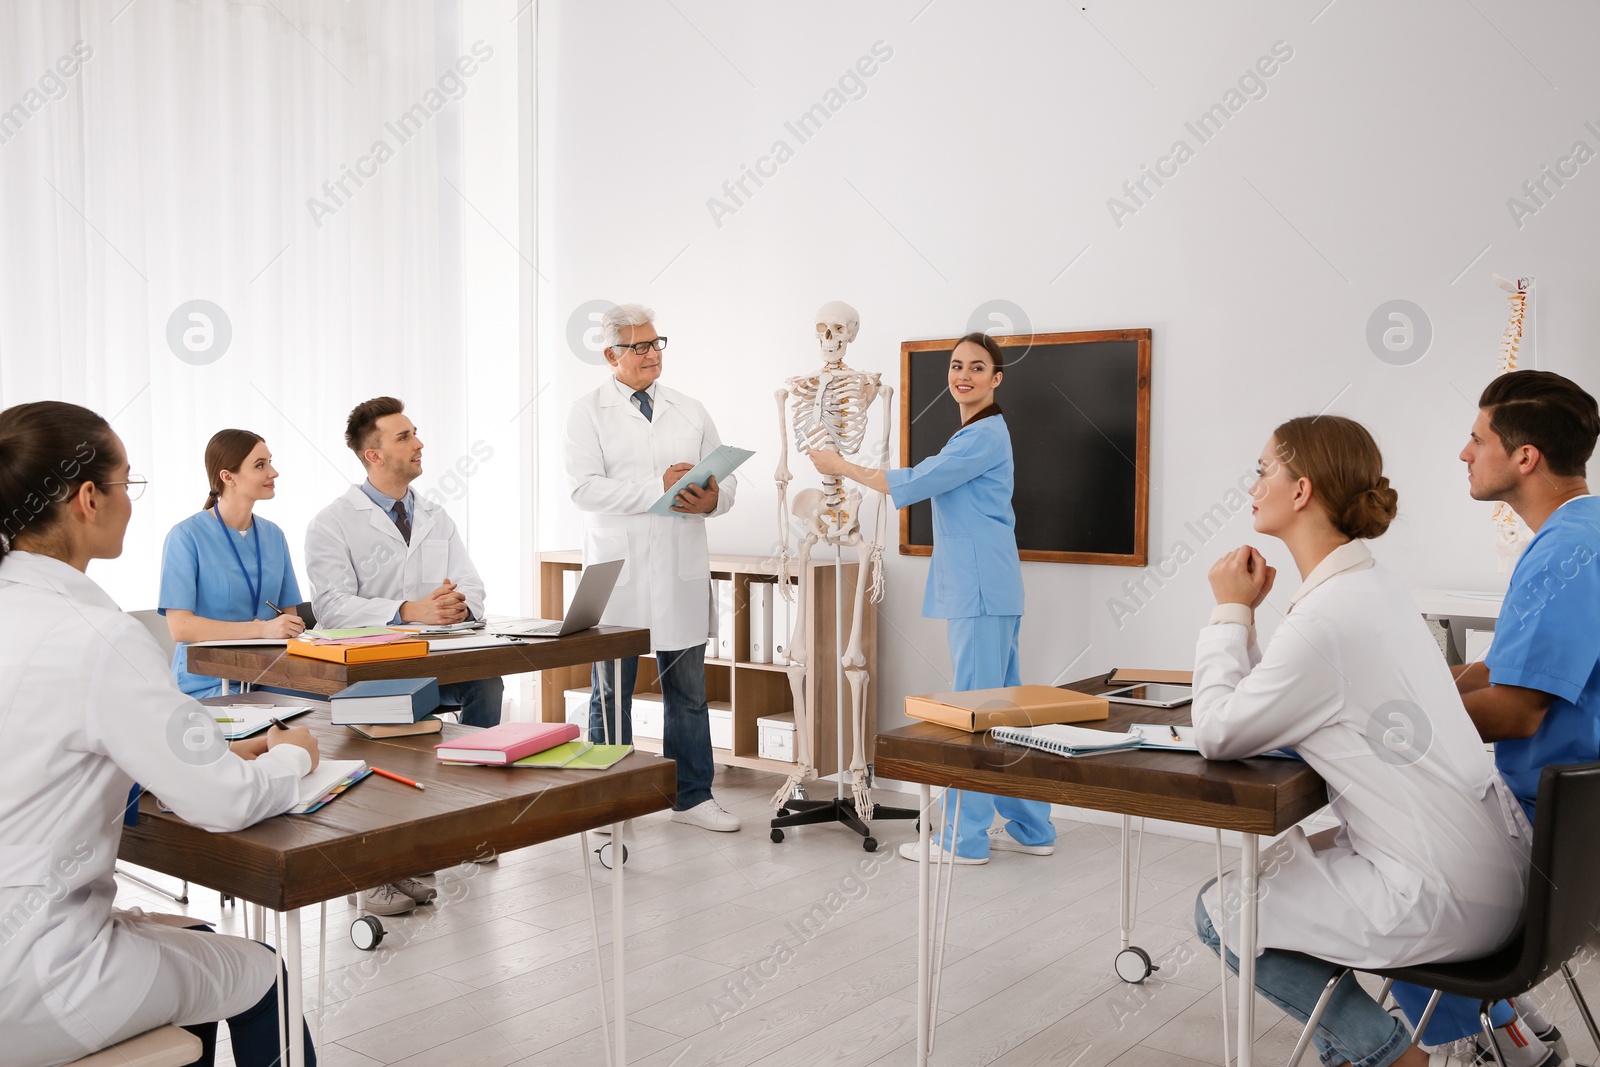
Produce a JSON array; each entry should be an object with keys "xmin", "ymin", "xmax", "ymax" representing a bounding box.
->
[{"xmin": 435, "ymin": 722, "xmax": 581, "ymax": 765}]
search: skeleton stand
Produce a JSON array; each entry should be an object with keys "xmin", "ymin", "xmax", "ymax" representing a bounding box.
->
[{"xmin": 768, "ymin": 542, "xmax": 916, "ymax": 850}]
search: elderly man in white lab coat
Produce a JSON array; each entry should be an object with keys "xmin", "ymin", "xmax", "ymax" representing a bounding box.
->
[
  {"xmin": 564, "ymin": 304, "xmax": 740, "ymax": 831},
  {"xmin": 306, "ymin": 397, "xmax": 504, "ymax": 914}
]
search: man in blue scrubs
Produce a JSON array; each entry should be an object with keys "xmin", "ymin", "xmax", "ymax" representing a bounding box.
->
[{"xmin": 1391, "ymin": 370, "xmax": 1600, "ymax": 1065}]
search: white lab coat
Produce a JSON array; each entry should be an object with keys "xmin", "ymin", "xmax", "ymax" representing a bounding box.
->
[
  {"xmin": 305, "ymin": 486, "xmax": 487, "ymax": 628},
  {"xmin": 0, "ymin": 551, "xmax": 308, "ymax": 1066},
  {"xmin": 1194, "ymin": 540, "xmax": 1530, "ymax": 969},
  {"xmin": 564, "ymin": 378, "xmax": 735, "ymax": 652}
]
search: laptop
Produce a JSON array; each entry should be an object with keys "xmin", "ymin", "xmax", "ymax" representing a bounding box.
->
[{"xmin": 492, "ymin": 559, "xmax": 624, "ymax": 638}]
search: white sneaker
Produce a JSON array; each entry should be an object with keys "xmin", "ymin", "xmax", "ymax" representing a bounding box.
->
[
  {"xmin": 986, "ymin": 826, "xmax": 1055, "ymax": 856},
  {"xmin": 671, "ymin": 799, "xmax": 740, "ymax": 832},
  {"xmin": 394, "ymin": 876, "xmax": 436, "ymax": 904},
  {"xmin": 896, "ymin": 840, "xmax": 987, "ymax": 865}
]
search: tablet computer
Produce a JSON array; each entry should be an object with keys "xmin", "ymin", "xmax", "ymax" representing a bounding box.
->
[{"xmin": 1102, "ymin": 683, "xmax": 1193, "ymax": 708}]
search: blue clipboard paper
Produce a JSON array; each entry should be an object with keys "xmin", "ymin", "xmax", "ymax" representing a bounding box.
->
[{"xmin": 647, "ymin": 446, "xmax": 755, "ymax": 516}]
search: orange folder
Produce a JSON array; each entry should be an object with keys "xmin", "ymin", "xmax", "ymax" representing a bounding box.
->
[{"xmin": 286, "ymin": 639, "xmax": 430, "ymax": 665}]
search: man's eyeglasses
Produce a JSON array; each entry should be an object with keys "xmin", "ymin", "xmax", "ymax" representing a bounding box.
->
[
  {"xmin": 101, "ymin": 475, "xmax": 148, "ymax": 501},
  {"xmin": 613, "ymin": 337, "xmax": 668, "ymax": 356}
]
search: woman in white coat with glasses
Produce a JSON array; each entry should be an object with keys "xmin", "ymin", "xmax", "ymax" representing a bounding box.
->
[{"xmin": 0, "ymin": 401, "xmax": 320, "ymax": 1067}]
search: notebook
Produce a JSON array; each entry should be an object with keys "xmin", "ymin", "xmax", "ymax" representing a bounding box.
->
[
  {"xmin": 506, "ymin": 743, "xmax": 632, "ymax": 770},
  {"xmin": 435, "ymin": 722, "xmax": 581, "ymax": 765},
  {"xmin": 291, "ymin": 760, "xmax": 371, "ymax": 814},
  {"xmin": 990, "ymin": 723, "xmax": 1144, "ymax": 757},
  {"xmin": 1127, "ymin": 724, "xmax": 1301, "ymax": 761},
  {"xmin": 209, "ymin": 704, "xmax": 312, "ymax": 741}
]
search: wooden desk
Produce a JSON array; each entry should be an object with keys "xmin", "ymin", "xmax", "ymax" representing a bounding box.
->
[
  {"xmin": 119, "ymin": 693, "xmax": 675, "ymax": 1067},
  {"xmin": 875, "ymin": 674, "xmax": 1328, "ymax": 1067},
  {"xmin": 184, "ymin": 625, "xmax": 650, "ymax": 696}
]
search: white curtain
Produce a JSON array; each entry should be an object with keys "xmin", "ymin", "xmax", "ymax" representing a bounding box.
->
[{"xmin": 0, "ymin": 0, "xmax": 486, "ymax": 610}]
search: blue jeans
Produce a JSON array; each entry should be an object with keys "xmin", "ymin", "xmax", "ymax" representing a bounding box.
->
[
  {"xmin": 939, "ymin": 615, "xmax": 1056, "ymax": 859},
  {"xmin": 1195, "ymin": 882, "xmax": 1410, "ymax": 1067},
  {"xmin": 1390, "ymin": 983, "xmax": 1513, "ymax": 1047},
  {"xmin": 590, "ymin": 647, "xmax": 714, "ymax": 811},
  {"xmin": 441, "ymin": 677, "xmax": 504, "ymax": 729}
]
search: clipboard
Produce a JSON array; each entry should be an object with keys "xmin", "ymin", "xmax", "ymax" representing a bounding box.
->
[{"xmin": 647, "ymin": 445, "xmax": 755, "ymax": 516}]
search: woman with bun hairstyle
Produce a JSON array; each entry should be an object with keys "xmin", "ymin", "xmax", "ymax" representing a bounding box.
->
[
  {"xmin": 0, "ymin": 401, "xmax": 319, "ymax": 1066},
  {"xmin": 160, "ymin": 429, "xmax": 305, "ymax": 697},
  {"xmin": 1191, "ymin": 416, "xmax": 1530, "ymax": 1067}
]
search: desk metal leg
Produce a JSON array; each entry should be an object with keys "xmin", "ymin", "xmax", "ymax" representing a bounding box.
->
[
  {"xmin": 285, "ymin": 906, "xmax": 306, "ymax": 1067},
  {"xmin": 1238, "ymin": 834, "xmax": 1259, "ymax": 1067},
  {"xmin": 612, "ymin": 812, "xmax": 627, "ymax": 1066},
  {"xmin": 916, "ymin": 783, "xmax": 931, "ymax": 1067}
]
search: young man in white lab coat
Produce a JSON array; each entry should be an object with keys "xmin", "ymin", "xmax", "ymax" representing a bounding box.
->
[
  {"xmin": 306, "ymin": 397, "xmax": 504, "ymax": 912},
  {"xmin": 563, "ymin": 304, "xmax": 740, "ymax": 831}
]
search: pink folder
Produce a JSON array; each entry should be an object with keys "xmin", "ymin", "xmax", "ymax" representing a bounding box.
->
[{"xmin": 435, "ymin": 722, "xmax": 582, "ymax": 765}]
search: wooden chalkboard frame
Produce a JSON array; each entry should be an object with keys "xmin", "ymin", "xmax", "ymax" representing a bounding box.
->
[{"xmin": 898, "ymin": 328, "xmax": 1151, "ymax": 567}]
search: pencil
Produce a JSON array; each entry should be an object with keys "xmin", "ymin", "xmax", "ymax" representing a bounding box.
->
[{"xmin": 370, "ymin": 766, "xmax": 425, "ymax": 791}]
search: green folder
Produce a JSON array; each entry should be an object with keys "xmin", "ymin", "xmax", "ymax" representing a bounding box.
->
[{"xmin": 508, "ymin": 742, "xmax": 632, "ymax": 769}]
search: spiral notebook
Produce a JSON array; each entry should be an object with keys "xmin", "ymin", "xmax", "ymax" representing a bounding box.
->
[{"xmin": 990, "ymin": 723, "xmax": 1144, "ymax": 757}]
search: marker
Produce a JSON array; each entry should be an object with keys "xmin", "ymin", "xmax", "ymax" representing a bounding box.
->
[
  {"xmin": 370, "ymin": 766, "xmax": 425, "ymax": 791},
  {"xmin": 213, "ymin": 717, "xmax": 242, "ymax": 723}
]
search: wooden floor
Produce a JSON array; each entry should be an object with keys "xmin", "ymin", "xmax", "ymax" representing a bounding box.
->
[{"xmin": 114, "ymin": 766, "xmax": 1600, "ymax": 1067}]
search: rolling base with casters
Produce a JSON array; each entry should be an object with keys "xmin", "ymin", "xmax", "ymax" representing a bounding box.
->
[
  {"xmin": 350, "ymin": 915, "xmax": 384, "ymax": 951},
  {"xmin": 768, "ymin": 794, "xmax": 917, "ymax": 851},
  {"xmin": 595, "ymin": 841, "xmax": 628, "ymax": 869}
]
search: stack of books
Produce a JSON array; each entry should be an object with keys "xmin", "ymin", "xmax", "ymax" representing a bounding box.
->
[
  {"xmin": 332, "ymin": 677, "xmax": 444, "ymax": 738},
  {"xmin": 435, "ymin": 722, "xmax": 581, "ymax": 765},
  {"xmin": 287, "ymin": 627, "xmax": 429, "ymax": 664}
]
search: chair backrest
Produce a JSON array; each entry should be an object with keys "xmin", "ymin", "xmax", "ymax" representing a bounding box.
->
[
  {"xmin": 128, "ymin": 609, "xmax": 177, "ymax": 661},
  {"xmin": 1521, "ymin": 761, "xmax": 1600, "ymax": 981},
  {"xmin": 294, "ymin": 600, "xmax": 317, "ymax": 628}
]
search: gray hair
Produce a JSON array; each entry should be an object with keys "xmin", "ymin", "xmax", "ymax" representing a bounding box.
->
[{"xmin": 601, "ymin": 304, "xmax": 656, "ymax": 350}]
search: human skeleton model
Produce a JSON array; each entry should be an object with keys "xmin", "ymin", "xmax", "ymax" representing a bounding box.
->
[
  {"xmin": 1491, "ymin": 274, "xmax": 1535, "ymax": 571},
  {"xmin": 771, "ymin": 301, "xmax": 891, "ymax": 817}
]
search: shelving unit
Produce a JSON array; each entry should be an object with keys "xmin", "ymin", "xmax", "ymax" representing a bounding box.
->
[{"xmin": 537, "ymin": 550, "xmax": 878, "ymax": 779}]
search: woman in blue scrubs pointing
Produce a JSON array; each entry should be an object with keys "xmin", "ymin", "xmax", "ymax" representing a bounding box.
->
[
  {"xmin": 811, "ymin": 332, "xmax": 1055, "ymax": 864},
  {"xmin": 160, "ymin": 429, "xmax": 306, "ymax": 697}
]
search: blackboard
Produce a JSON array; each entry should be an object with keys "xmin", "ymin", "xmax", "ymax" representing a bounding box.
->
[{"xmin": 899, "ymin": 329, "xmax": 1150, "ymax": 566}]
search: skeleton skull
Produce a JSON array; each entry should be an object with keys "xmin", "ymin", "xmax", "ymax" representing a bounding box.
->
[{"xmin": 814, "ymin": 300, "xmax": 860, "ymax": 359}]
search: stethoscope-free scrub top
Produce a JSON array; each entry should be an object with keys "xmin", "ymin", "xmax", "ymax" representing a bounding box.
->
[
  {"xmin": 885, "ymin": 414, "xmax": 1023, "ymax": 619},
  {"xmin": 158, "ymin": 510, "xmax": 302, "ymax": 697}
]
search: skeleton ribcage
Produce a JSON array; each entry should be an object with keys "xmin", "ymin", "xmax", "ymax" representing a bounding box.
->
[{"xmin": 788, "ymin": 370, "xmax": 875, "ymax": 457}]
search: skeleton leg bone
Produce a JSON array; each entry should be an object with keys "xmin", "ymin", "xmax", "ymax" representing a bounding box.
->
[
  {"xmin": 838, "ymin": 507, "xmax": 875, "ymax": 819},
  {"xmin": 772, "ymin": 491, "xmax": 824, "ymax": 812}
]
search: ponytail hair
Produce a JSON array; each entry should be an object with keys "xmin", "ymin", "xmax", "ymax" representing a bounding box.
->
[
  {"xmin": 0, "ymin": 402, "xmax": 120, "ymax": 565},
  {"xmin": 203, "ymin": 429, "xmax": 265, "ymax": 510},
  {"xmin": 1271, "ymin": 415, "xmax": 1399, "ymax": 540}
]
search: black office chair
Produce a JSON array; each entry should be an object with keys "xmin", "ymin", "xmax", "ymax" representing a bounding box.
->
[{"xmin": 1286, "ymin": 762, "xmax": 1600, "ymax": 1067}]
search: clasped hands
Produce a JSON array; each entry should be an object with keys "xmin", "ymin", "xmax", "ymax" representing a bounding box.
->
[
  {"xmin": 1208, "ymin": 545, "xmax": 1276, "ymax": 612},
  {"xmin": 402, "ymin": 580, "xmax": 469, "ymax": 625}
]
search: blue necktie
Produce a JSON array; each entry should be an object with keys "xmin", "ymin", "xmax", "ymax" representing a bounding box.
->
[{"xmin": 633, "ymin": 389, "xmax": 653, "ymax": 422}]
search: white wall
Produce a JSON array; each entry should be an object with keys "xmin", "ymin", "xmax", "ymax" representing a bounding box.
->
[{"xmin": 534, "ymin": 1, "xmax": 1600, "ymax": 731}]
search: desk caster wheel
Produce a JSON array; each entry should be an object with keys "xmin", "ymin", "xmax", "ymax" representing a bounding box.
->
[
  {"xmin": 770, "ymin": 828, "xmax": 784, "ymax": 843},
  {"xmin": 351, "ymin": 916, "xmax": 385, "ymax": 951},
  {"xmin": 1115, "ymin": 946, "xmax": 1155, "ymax": 983},
  {"xmin": 596, "ymin": 842, "xmax": 627, "ymax": 869},
  {"xmin": 863, "ymin": 837, "xmax": 878, "ymax": 852}
]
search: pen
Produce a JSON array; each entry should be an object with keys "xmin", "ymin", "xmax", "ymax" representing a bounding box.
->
[
  {"xmin": 265, "ymin": 599, "xmax": 284, "ymax": 615},
  {"xmin": 268, "ymin": 717, "xmax": 291, "ymax": 732},
  {"xmin": 213, "ymin": 717, "xmax": 242, "ymax": 723},
  {"xmin": 1170, "ymin": 725, "xmax": 1182, "ymax": 741},
  {"xmin": 370, "ymin": 766, "xmax": 425, "ymax": 791}
]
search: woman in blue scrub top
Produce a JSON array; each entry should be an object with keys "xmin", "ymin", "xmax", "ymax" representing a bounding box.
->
[
  {"xmin": 811, "ymin": 332, "xmax": 1055, "ymax": 864},
  {"xmin": 160, "ymin": 429, "xmax": 306, "ymax": 697}
]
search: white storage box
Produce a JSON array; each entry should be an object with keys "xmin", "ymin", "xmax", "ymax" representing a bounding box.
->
[
  {"xmin": 709, "ymin": 701, "xmax": 733, "ymax": 750},
  {"xmin": 632, "ymin": 693, "xmax": 665, "ymax": 741},
  {"xmin": 757, "ymin": 711, "xmax": 796, "ymax": 763},
  {"xmin": 563, "ymin": 688, "xmax": 591, "ymax": 739}
]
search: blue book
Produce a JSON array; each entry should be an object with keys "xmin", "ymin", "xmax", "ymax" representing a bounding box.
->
[{"xmin": 330, "ymin": 677, "xmax": 441, "ymax": 725}]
